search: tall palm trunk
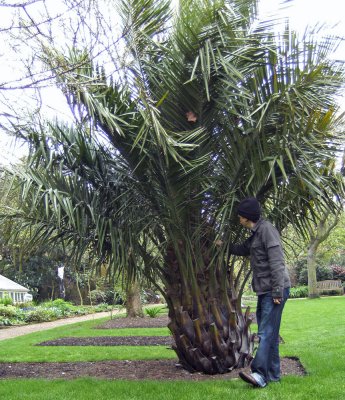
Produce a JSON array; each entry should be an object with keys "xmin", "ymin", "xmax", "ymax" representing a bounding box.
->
[{"xmin": 164, "ymin": 244, "xmax": 253, "ymax": 374}]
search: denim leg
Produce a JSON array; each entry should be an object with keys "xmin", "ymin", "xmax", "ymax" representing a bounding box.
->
[
  {"xmin": 251, "ymin": 288, "xmax": 289, "ymax": 384},
  {"xmin": 267, "ymin": 336, "xmax": 280, "ymax": 381}
]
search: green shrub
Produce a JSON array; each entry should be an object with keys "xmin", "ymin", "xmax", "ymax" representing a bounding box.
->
[
  {"xmin": 319, "ymin": 289, "xmax": 343, "ymax": 296},
  {"xmin": 0, "ymin": 295, "xmax": 13, "ymax": 306},
  {"xmin": 42, "ymin": 299, "xmax": 78, "ymax": 316},
  {"xmin": 94, "ymin": 303, "xmax": 111, "ymax": 312},
  {"xmin": 0, "ymin": 305, "xmax": 26, "ymax": 325},
  {"xmin": 24, "ymin": 307, "xmax": 58, "ymax": 323},
  {"xmin": 289, "ymin": 286, "xmax": 309, "ymax": 298},
  {"xmin": 52, "ymin": 299, "xmax": 72, "ymax": 307},
  {"xmin": 89, "ymin": 290, "xmax": 123, "ymax": 305},
  {"xmin": 0, "ymin": 305, "xmax": 19, "ymax": 318},
  {"xmin": 90, "ymin": 290, "xmax": 107, "ymax": 305},
  {"xmin": 331, "ymin": 264, "xmax": 345, "ymax": 282},
  {"xmin": 52, "ymin": 299, "xmax": 76, "ymax": 315},
  {"xmin": 73, "ymin": 307, "xmax": 90, "ymax": 315},
  {"xmin": 0, "ymin": 298, "xmax": 111, "ymax": 326},
  {"xmin": 145, "ymin": 306, "xmax": 163, "ymax": 318},
  {"xmin": 295, "ymin": 259, "xmax": 333, "ymax": 285},
  {"xmin": 0, "ymin": 316, "xmax": 13, "ymax": 326}
]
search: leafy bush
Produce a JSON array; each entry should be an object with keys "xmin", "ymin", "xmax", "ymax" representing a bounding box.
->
[
  {"xmin": 72, "ymin": 307, "xmax": 89, "ymax": 315},
  {"xmin": 0, "ymin": 296, "xmax": 13, "ymax": 306},
  {"xmin": 93, "ymin": 303, "xmax": 112, "ymax": 312},
  {"xmin": 318, "ymin": 289, "xmax": 343, "ymax": 296},
  {"xmin": 24, "ymin": 307, "xmax": 59, "ymax": 323},
  {"xmin": 145, "ymin": 306, "xmax": 163, "ymax": 318},
  {"xmin": 103, "ymin": 290, "xmax": 123, "ymax": 305},
  {"xmin": 0, "ymin": 305, "xmax": 19, "ymax": 318},
  {"xmin": 0, "ymin": 305, "xmax": 26, "ymax": 325},
  {"xmin": 90, "ymin": 289, "xmax": 107, "ymax": 305},
  {"xmin": 295, "ymin": 258, "xmax": 333, "ymax": 285},
  {"xmin": 0, "ymin": 297, "xmax": 114, "ymax": 326},
  {"xmin": 42, "ymin": 299, "xmax": 79, "ymax": 316},
  {"xmin": 289, "ymin": 286, "xmax": 309, "ymax": 298},
  {"xmin": 331, "ymin": 265, "xmax": 345, "ymax": 282},
  {"xmin": 0, "ymin": 316, "xmax": 13, "ymax": 326}
]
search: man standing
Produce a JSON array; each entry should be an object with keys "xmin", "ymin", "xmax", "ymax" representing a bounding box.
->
[{"xmin": 230, "ymin": 197, "xmax": 291, "ymax": 388}]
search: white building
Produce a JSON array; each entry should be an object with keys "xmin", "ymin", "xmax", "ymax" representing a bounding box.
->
[{"xmin": 0, "ymin": 274, "xmax": 32, "ymax": 303}]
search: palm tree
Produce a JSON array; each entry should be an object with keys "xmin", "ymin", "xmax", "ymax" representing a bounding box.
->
[{"xmin": 9, "ymin": 0, "xmax": 345, "ymax": 374}]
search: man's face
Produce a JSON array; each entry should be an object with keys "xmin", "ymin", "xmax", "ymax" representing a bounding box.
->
[{"xmin": 238, "ymin": 215, "xmax": 252, "ymax": 229}]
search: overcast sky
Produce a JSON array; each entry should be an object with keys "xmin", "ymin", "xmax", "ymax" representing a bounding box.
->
[{"xmin": 1, "ymin": 0, "xmax": 344, "ymax": 166}]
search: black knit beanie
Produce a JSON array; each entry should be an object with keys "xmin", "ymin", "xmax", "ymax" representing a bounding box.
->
[{"xmin": 237, "ymin": 197, "xmax": 261, "ymax": 222}]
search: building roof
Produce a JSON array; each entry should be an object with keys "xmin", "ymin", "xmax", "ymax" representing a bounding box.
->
[{"xmin": 0, "ymin": 274, "xmax": 29, "ymax": 292}]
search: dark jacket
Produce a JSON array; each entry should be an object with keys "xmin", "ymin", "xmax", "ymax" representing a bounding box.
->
[{"xmin": 230, "ymin": 218, "xmax": 291, "ymax": 298}]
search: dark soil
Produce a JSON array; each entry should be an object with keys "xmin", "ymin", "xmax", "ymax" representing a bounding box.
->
[
  {"xmin": 96, "ymin": 315, "xmax": 171, "ymax": 329},
  {"xmin": 0, "ymin": 316, "xmax": 306, "ymax": 380},
  {"xmin": 37, "ymin": 336, "xmax": 174, "ymax": 346},
  {"xmin": 0, "ymin": 358, "xmax": 305, "ymax": 380}
]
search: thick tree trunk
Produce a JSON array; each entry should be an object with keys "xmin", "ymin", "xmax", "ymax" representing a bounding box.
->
[
  {"xmin": 164, "ymin": 245, "xmax": 253, "ymax": 374},
  {"xmin": 126, "ymin": 280, "xmax": 144, "ymax": 318},
  {"xmin": 307, "ymin": 241, "xmax": 319, "ymax": 298}
]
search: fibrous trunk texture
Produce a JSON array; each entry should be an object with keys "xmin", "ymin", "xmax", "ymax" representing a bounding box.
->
[{"xmin": 164, "ymin": 245, "xmax": 254, "ymax": 374}]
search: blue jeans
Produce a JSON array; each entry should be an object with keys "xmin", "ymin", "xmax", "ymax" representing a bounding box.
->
[{"xmin": 251, "ymin": 287, "xmax": 290, "ymax": 384}]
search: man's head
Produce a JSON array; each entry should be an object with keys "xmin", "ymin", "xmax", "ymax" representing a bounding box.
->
[{"xmin": 237, "ymin": 197, "xmax": 261, "ymax": 226}]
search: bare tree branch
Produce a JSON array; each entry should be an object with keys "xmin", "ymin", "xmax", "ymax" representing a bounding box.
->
[{"xmin": 0, "ymin": 0, "xmax": 43, "ymax": 7}]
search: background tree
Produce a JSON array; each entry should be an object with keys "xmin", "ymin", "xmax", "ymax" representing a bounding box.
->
[
  {"xmin": 3, "ymin": 0, "xmax": 345, "ymax": 375},
  {"xmin": 306, "ymin": 208, "xmax": 341, "ymax": 298},
  {"xmin": 1, "ymin": 131, "xmax": 146, "ymax": 312},
  {"xmin": 283, "ymin": 153, "xmax": 345, "ymax": 295}
]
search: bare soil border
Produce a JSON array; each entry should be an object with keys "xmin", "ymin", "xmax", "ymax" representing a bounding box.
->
[
  {"xmin": 0, "ymin": 357, "xmax": 305, "ymax": 380},
  {"xmin": 0, "ymin": 315, "xmax": 306, "ymax": 380}
]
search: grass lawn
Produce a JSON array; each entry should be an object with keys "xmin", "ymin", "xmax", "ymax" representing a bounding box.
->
[{"xmin": 0, "ymin": 296, "xmax": 344, "ymax": 400}]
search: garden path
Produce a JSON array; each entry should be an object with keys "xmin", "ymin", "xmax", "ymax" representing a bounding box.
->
[{"xmin": 0, "ymin": 311, "xmax": 115, "ymax": 341}]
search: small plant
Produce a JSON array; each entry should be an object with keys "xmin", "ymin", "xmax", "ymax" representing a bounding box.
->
[
  {"xmin": 0, "ymin": 305, "xmax": 26, "ymax": 325},
  {"xmin": 94, "ymin": 303, "xmax": 111, "ymax": 312},
  {"xmin": 145, "ymin": 306, "xmax": 162, "ymax": 318},
  {"xmin": 0, "ymin": 316, "xmax": 13, "ymax": 326},
  {"xmin": 0, "ymin": 295, "xmax": 13, "ymax": 306},
  {"xmin": 42, "ymin": 299, "xmax": 78, "ymax": 316},
  {"xmin": 24, "ymin": 307, "xmax": 58, "ymax": 323},
  {"xmin": 289, "ymin": 286, "xmax": 309, "ymax": 298},
  {"xmin": 0, "ymin": 305, "xmax": 18, "ymax": 318}
]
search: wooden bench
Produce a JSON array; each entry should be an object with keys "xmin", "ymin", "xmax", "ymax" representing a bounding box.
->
[{"xmin": 316, "ymin": 280, "xmax": 343, "ymax": 295}]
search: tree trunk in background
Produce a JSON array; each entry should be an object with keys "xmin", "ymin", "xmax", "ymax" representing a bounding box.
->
[
  {"xmin": 75, "ymin": 272, "xmax": 83, "ymax": 306},
  {"xmin": 126, "ymin": 280, "xmax": 143, "ymax": 318},
  {"xmin": 307, "ymin": 240, "xmax": 319, "ymax": 298},
  {"xmin": 307, "ymin": 211, "xmax": 340, "ymax": 298},
  {"xmin": 87, "ymin": 276, "xmax": 92, "ymax": 306}
]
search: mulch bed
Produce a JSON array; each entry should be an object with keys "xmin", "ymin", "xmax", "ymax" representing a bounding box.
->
[
  {"xmin": 96, "ymin": 316, "xmax": 171, "ymax": 329},
  {"xmin": 0, "ymin": 316, "xmax": 306, "ymax": 380},
  {"xmin": 0, "ymin": 358, "xmax": 305, "ymax": 380},
  {"xmin": 37, "ymin": 336, "xmax": 174, "ymax": 346}
]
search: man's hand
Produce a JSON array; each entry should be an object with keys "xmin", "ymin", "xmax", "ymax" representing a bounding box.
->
[{"xmin": 273, "ymin": 298, "xmax": 282, "ymax": 305}]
